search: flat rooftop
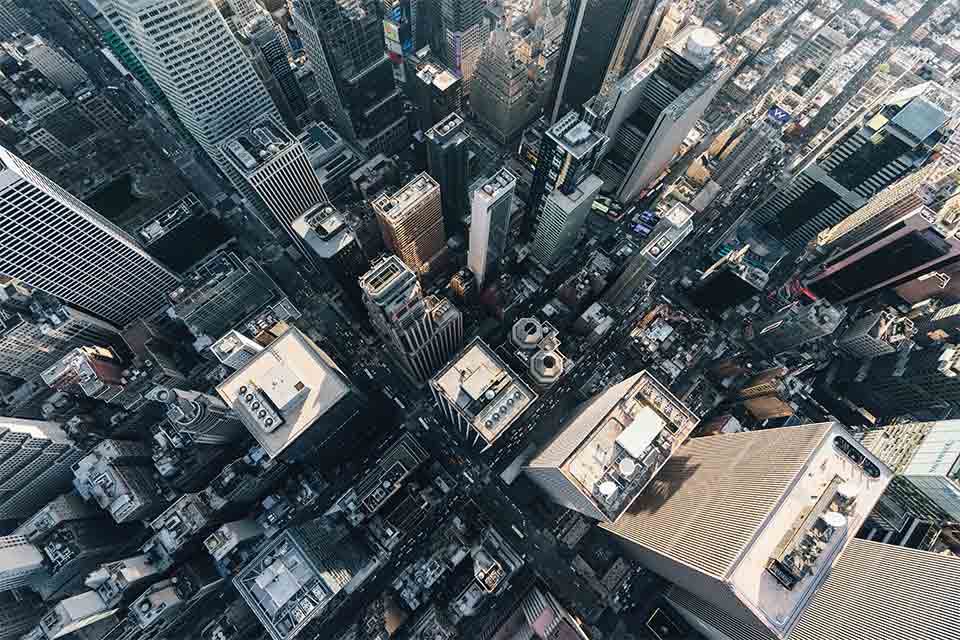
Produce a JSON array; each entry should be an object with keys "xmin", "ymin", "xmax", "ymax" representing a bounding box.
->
[
  {"xmin": 475, "ymin": 168, "xmax": 517, "ymax": 203},
  {"xmin": 425, "ymin": 112, "xmax": 465, "ymax": 143},
  {"xmin": 530, "ymin": 370, "xmax": 698, "ymax": 521},
  {"xmin": 418, "ymin": 63, "xmax": 459, "ymax": 91},
  {"xmin": 372, "ymin": 173, "xmax": 439, "ymax": 221},
  {"xmin": 216, "ymin": 327, "xmax": 356, "ymax": 459},
  {"xmin": 548, "ymin": 112, "xmax": 606, "ymax": 159},
  {"xmin": 223, "ymin": 117, "xmax": 297, "ymax": 175},
  {"xmin": 432, "ymin": 338, "xmax": 536, "ymax": 449},
  {"xmin": 291, "ymin": 203, "xmax": 356, "ymax": 260}
]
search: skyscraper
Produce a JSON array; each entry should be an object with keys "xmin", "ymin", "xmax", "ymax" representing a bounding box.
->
[
  {"xmin": 0, "ymin": 418, "xmax": 84, "ymax": 521},
  {"xmin": 216, "ymin": 327, "xmax": 367, "ymax": 461},
  {"xmin": 425, "ymin": 113, "xmax": 469, "ymax": 234},
  {"xmin": 601, "ymin": 423, "xmax": 890, "ymax": 639},
  {"xmin": 831, "ymin": 343, "xmax": 960, "ymax": 419},
  {"xmin": 438, "ymin": 0, "xmax": 488, "ymax": 84},
  {"xmin": 98, "ymin": 0, "xmax": 282, "ymax": 201},
  {"xmin": 0, "ymin": 535, "xmax": 45, "ymax": 591},
  {"xmin": 603, "ymin": 202, "xmax": 694, "ymax": 306},
  {"xmin": 360, "ymin": 256, "xmax": 463, "ymax": 383},
  {"xmin": 0, "ymin": 149, "xmax": 180, "ymax": 326},
  {"xmin": 471, "ymin": 5, "xmax": 564, "ymax": 144},
  {"xmin": 168, "ymin": 252, "xmax": 283, "ymax": 344},
  {"xmin": 0, "ymin": 290, "xmax": 124, "ymax": 382},
  {"xmin": 525, "ymin": 370, "xmax": 697, "ymax": 521},
  {"xmin": 373, "ymin": 173, "xmax": 447, "ymax": 273},
  {"xmin": 753, "ymin": 84, "xmax": 953, "ymax": 252},
  {"xmin": 291, "ymin": 0, "xmax": 408, "ymax": 154},
  {"xmin": 861, "ymin": 421, "xmax": 960, "ymax": 532},
  {"xmin": 431, "ymin": 338, "xmax": 536, "ymax": 451},
  {"xmin": 0, "ymin": 0, "xmax": 38, "ymax": 39},
  {"xmin": 293, "ymin": 203, "xmax": 371, "ymax": 309},
  {"xmin": 529, "ymin": 111, "xmax": 607, "ymax": 220},
  {"xmin": 805, "ymin": 203, "xmax": 960, "ymax": 304},
  {"xmin": 146, "ymin": 387, "xmax": 245, "ymax": 446},
  {"xmin": 599, "ymin": 26, "xmax": 727, "ymax": 201},
  {"xmin": 752, "ymin": 300, "xmax": 847, "ymax": 356},
  {"xmin": 687, "ymin": 246, "xmax": 768, "ymax": 316},
  {"xmin": 468, "ymin": 168, "xmax": 517, "ymax": 287},
  {"xmin": 531, "ymin": 173, "xmax": 603, "ymax": 269},
  {"xmin": 548, "ymin": 0, "xmax": 652, "ymax": 121},
  {"xmin": 72, "ymin": 439, "xmax": 163, "ymax": 523},
  {"xmin": 246, "ymin": 16, "xmax": 309, "ymax": 130},
  {"xmin": 664, "ymin": 539, "xmax": 960, "ymax": 640},
  {"xmin": 410, "ymin": 61, "xmax": 462, "ymax": 132},
  {"xmin": 222, "ymin": 116, "xmax": 328, "ymax": 253}
]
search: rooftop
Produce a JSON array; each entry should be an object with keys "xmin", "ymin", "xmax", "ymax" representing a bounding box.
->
[
  {"xmin": 474, "ymin": 168, "xmax": 517, "ymax": 203},
  {"xmin": 417, "ymin": 63, "xmax": 459, "ymax": 91},
  {"xmin": 548, "ymin": 112, "xmax": 606, "ymax": 159},
  {"xmin": 602, "ymin": 424, "xmax": 891, "ymax": 639},
  {"xmin": 528, "ymin": 370, "xmax": 698, "ymax": 521},
  {"xmin": 372, "ymin": 173, "xmax": 439, "ymax": 222},
  {"xmin": 222, "ymin": 117, "xmax": 297, "ymax": 175},
  {"xmin": 215, "ymin": 327, "xmax": 358, "ymax": 459},
  {"xmin": 431, "ymin": 338, "xmax": 536, "ymax": 449},
  {"xmin": 292, "ymin": 203, "xmax": 357, "ymax": 260},
  {"xmin": 330, "ymin": 433, "xmax": 428, "ymax": 525},
  {"xmin": 425, "ymin": 112, "xmax": 465, "ymax": 143}
]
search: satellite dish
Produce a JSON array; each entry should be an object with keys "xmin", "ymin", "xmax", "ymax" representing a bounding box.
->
[
  {"xmin": 821, "ymin": 512, "xmax": 847, "ymax": 529},
  {"xmin": 599, "ymin": 481, "xmax": 617, "ymax": 498}
]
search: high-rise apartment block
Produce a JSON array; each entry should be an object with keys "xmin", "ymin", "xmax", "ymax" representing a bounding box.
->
[
  {"xmin": 216, "ymin": 327, "xmax": 366, "ymax": 461},
  {"xmin": 425, "ymin": 113, "xmax": 469, "ymax": 234},
  {"xmin": 431, "ymin": 338, "xmax": 536, "ymax": 451},
  {"xmin": 360, "ymin": 256, "xmax": 463, "ymax": 383},
  {"xmin": 602, "ymin": 423, "xmax": 890, "ymax": 639},
  {"xmin": 99, "ymin": 0, "xmax": 282, "ymax": 203},
  {"xmin": 373, "ymin": 173, "xmax": 447, "ymax": 273},
  {"xmin": 753, "ymin": 85, "xmax": 952, "ymax": 252},
  {"xmin": 525, "ymin": 370, "xmax": 698, "ymax": 521},
  {"xmin": 291, "ymin": 0, "xmax": 407, "ymax": 154},
  {"xmin": 0, "ymin": 418, "xmax": 84, "ymax": 521},
  {"xmin": 0, "ymin": 289, "xmax": 124, "ymax": 382},
  {"xmin": 222, "ymin": 116, "xmax": 327, "ymax": 252},
  {"xmin": 531, "ymin": 174, "xmax": 603, "ymax": 269},
  {"xmin": 600, "ymin": 26, "xmax": 727, "ymax": 201},
  {"xmin": 468, "ymin": 169, "xmax": 517, "ymax": 287},
  {"xmin": 0, "ymin": 148, "xmax": 180, "ymax": 326},
  {"xmin": 752, "ymin": 300, "xmax": 846, "ymax": 356}
]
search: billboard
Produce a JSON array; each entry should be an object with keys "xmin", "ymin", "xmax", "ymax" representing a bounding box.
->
[{"xmin": 766, "ymin": 105, "xmax": 791, "ymax": 126}]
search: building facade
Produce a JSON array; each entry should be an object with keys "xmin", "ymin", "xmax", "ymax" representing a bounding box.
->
[
  {"xmin": 373, "ymin": 173, "xmax": 447, "ymax": 273},
  {"xmin": 468, "ymin": 169, "xmax": 517, "ymax": 287}
]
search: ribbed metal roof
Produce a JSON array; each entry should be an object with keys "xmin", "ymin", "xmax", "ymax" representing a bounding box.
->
[
  {"xmin": 667, "ymin": 539, "xmax": 960, "ymax": 640},
  {"xmin": 791, "ymin": 539, "xmax": 960, "ymax": 640},
  {"xmin": 601, "ymin": 424, "xmax": 833, "ymax": 579}
]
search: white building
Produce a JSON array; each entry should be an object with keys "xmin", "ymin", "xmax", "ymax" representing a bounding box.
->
[
  {"xmin": 0, "ymin": 149, "xmax": 180, "ymax": 325},
  {"xmin": 468, "ymin": 169, "xmax": 516, "ymax": 287},
  {"xmin": 97, "ymin": 0, "xmax": 280, "ymax": 207}
]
